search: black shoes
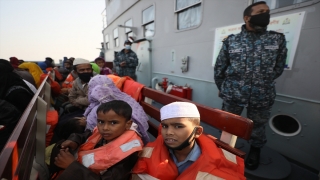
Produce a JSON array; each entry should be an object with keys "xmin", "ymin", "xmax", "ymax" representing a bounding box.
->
[{"xmin": 245, "ymin": 146, "xmax": 260, "ymax": 170}]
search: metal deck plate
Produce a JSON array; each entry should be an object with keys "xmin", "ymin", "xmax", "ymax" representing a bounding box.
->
[
  {"xmin": 202, "ymin": 123, "xmax": 292, "ymax": 180},
  {"xmin": 236, "ymin": 139, "xmax": 292, "ymax": 180}
]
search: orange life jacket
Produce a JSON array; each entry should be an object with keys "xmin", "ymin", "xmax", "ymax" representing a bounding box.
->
[
  {"xmin": 62, "ymin": 73, "xmax": 74, "ymax": 89},
  {"xmin": 40, "ymin": 74, "xmax": 61, "ymax": 97},
  {"xmin": 77, "ymin": 128, "xmax": 143, "ymax": 174},
  {"xmin": 107, "ymin": 74, "xmax": 133, "ymax": 90},
  {"xmin": 46, "ymin": 67, "xmax": 63, "ymax": 82},
  {"xmin": 122, "ymin": 79, "xmax": 144, "ymax": 101},
  {"xmin": 46, "ymin": 110, "xmax": 58, "ymax": 147},
  {"xmin": 132, "ymin": 134, "xmax": 245, "ymax": 180}
]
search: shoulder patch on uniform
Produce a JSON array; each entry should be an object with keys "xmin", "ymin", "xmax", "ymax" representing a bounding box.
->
[{"xmin": 222, "ymin": 34, "xmax": 234, "ymax": 42}]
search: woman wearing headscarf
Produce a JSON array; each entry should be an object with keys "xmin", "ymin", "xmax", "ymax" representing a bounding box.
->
[
  {"xmin": 84, "ymin": 75, "xmax": 150, "ymax": 145},
  {"xmin": 9, "ymin": 57, "xmax": 37, "ymax": 87},
  {"xmin": 18, "ymin": 62, "xmax": 44, "ymax": 88},
  {"xmin": 9, "ymin": 56, "xmax": 19, "ymax": 68},
  {"xmin": 0, "ymin": 59, "xmax": 34, "ymax": 112}
]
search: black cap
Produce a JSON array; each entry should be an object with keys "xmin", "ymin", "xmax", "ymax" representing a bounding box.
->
[
  {"xmin": 45, "ymin": 57, "xmax": 53, "ymax": 62},
  {"xmin": 124, "ymin": 40, "xmax": 132, "ymax": 45}
]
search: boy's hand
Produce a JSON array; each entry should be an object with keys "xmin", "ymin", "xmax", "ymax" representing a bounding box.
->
[
  {"xmin": 54, "ymin": 148, "xmax": 75, "ymax": 169},
  {"xmin": 61, "ymin": 140, "xmax": 78, "ymax": 150}
]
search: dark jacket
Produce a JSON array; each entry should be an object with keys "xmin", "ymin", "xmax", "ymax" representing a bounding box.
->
[
  {"xmin": 56, "ymin": 131, "xmax": 139, "ymax": 180},
  {"xmin": 214, "ymin": 25, "xmax": 287, "ymax": 108},
  {"xmin": 0, "ymin": 100, "xmax": 21, "ymax": 151},
  {"xmin": 113, "ymin": 49, "xmax": 139, "ymax": 80},
  {"xmin": 58, "ymin": 59, "xmax": 72, "ymax": 81},
  {"xmin": 0, "ymin": 59, "xmax": 34, "ymax": 112},
  {"xmin": 5, "ymin": 85, "xmax": 34, "ymax": 112},
  {"xmin": 13, "ymin": 68, "xmax": 37, "ymax": 87}
]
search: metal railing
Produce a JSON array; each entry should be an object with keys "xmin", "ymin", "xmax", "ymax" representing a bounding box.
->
[{"xmin": 0, "ymin": 73, "xmax": 51, "ymax": 180}]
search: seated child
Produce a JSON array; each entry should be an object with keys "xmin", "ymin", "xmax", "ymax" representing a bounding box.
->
[
  {"xmin": 95, "ymin": 57, "xmax": 112, "ymax": 75},
  {"xmin": 85, "ymin": 75, "xmax": 149, "ymax": 145},
  {"xmin": 46, "ymin": 117, "xmax": 86, "ymax": 173},
  {"xmin": 54, "ymin": 100, "xmax": 143, "ymax": 180},
  {"xmin": 51, "ymin": 117, "xmax": 86, "ymax": 144},
  {"xmin": 132, "ymin": 102, "xmax": 245, "ymax": 180}
]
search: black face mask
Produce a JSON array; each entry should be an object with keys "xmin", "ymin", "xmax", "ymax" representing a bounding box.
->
[
  {"xmin": 249, "ymin": 12, "xmax": 270, "ymax": 31},
  {"xmin": 165, "ymin": 127, "xmax": 198, "ymax": 151},
  {"xmin": 78, "ymin": 72, "xmax": 92, "ymax": 83}
]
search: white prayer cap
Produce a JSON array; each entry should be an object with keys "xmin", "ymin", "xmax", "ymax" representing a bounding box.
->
[
  {"xmin": 160, "ymin": 102, "xmax": 200, "ymax": 121},
  {"xmin": 73, "ymin": 58, "xmax": 90, "ymax": 66}
]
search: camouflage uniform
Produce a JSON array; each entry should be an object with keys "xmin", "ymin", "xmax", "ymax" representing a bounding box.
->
[
  {"xmin": 114, "ymin": 49, "xmax": 139, "ymax": 80},
  {"xmin": 214, "ymin": 25, "xmax": 287, "ymax": 148}
]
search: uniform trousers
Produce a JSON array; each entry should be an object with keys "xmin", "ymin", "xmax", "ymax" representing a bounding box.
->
[{"xmin": 222, "ymin": 101, "xmax": 271, "ymax": 148}]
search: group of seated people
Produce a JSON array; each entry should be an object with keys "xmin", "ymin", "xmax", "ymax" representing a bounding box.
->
[
  {"xmin": 0, "ymin": 56, "xmax": 246, "ymax": 180},
  {"xmin": 49, "ymin": 100, "xmax": 245, "ymax": 180},
  {"xmin": 0, "ymin": 56, "xmax": 111, "ymax": 151}
]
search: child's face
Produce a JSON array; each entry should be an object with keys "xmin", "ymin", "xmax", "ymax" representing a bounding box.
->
[
  {"xmin": 161, "ymin": 118, "xmax": 198, "ymax": 148},
  {"xmin": 96, "ymin": 60, "xmax": 105, "ymax": 68},
  {"xmin": 97, "ymin": 110, "xmax": 132, "ymax": 142}
]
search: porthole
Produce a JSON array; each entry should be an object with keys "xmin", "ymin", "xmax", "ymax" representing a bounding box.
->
[{"xmin": 269, "ymin": 114, "xmax": 301, "ymax": 136}]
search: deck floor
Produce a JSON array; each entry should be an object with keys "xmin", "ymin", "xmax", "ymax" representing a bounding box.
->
[{"xmin": 284, "ymin": 163, "xmax": 318, "ymax": 180}]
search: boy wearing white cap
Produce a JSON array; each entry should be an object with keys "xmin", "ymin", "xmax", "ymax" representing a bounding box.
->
[{"xmin": 132, "ymin": 102, "xmax": 245, "ymax": 180}]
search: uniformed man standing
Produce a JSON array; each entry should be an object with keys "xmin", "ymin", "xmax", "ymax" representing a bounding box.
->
[
  {"xmin": 214, "ymin": 1, "xmax": 287, "ymax": 170},
  {"xmin": 113, "ymin": 40, "xmax": 139, "ymax": 80}
]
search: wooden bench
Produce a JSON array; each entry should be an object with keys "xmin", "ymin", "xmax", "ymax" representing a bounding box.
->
[
  {"xmin": 137, "ymin": 87, "xmax": 253, "ymax": 158},
  {"xmin": 0, "ymin": 74, "xmax": 51, "ymax": 180}
]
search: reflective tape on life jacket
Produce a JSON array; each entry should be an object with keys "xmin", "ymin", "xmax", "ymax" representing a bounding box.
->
[
  {"xmin": 77, "ymin": 128, "xmax": 143, "ymax": 174},
  {"xmin": 132, "ymin": 172, "xmax": 225, "ymax": 180},
  {"xmin": 132, "ymin": 134, "xmax": 245, "ymax": 180},
  {"xmin": 132, "ymin": 173, "xmax": 160, "ymax": 180}
]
